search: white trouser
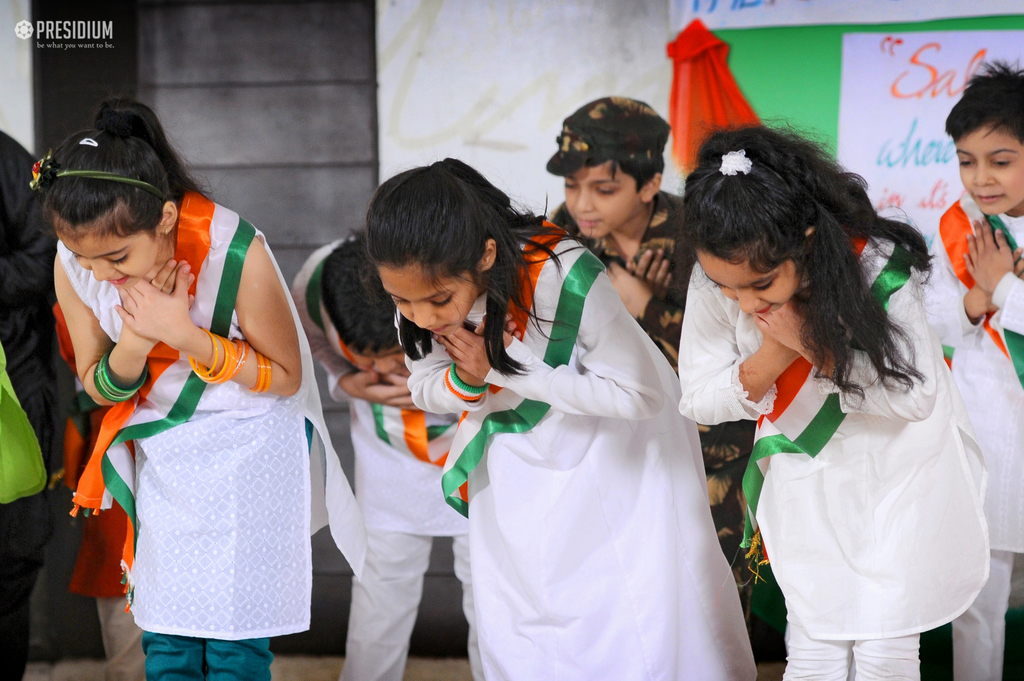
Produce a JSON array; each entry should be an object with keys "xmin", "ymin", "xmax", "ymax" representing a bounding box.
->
[
  {"xmin": 953, "ymin": 548, "xmax": 1015, "ymax": 681},
  {"xmin": 340, "ymin": 530, "xmax": 481, "ymax": 681},
  {"xmin": 96, "ymin": 596, "xmax": 145, "ymax": 681},
  {"xmin": 783, "ymin": 619, "xmax": 920, "ymax": 681}
]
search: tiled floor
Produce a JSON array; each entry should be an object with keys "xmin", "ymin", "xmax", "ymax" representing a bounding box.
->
[{"xmin": 24, "ymin": 658, "xmax": 787, "ymax": 680}]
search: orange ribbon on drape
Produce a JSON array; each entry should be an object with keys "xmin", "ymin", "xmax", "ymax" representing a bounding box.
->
[{"xmin": 666, "ymin": 19, "xmax": 760, "ymax": 173}]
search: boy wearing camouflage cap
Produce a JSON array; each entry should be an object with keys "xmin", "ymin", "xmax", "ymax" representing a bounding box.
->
[
  {"xmin": 548, "ymin": 96, "xmax": 687, "ymax": 365},
  {"xmin": 547, "ymin": 97, "xmax": 757, "ymax": 590}
]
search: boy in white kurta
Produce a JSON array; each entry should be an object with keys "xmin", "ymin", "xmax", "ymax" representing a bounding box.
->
[
  {"xmin": 292, "ymin": 237, "xmax": 481, "ymax": 681},
  {"xmin": 925, "ymin": 61, "xmax": 1024, "ymax": 681}
]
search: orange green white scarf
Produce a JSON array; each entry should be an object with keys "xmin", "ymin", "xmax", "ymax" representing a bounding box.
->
[
  {"xmin": 70, "ymin": 192, "xmax": 255, "ymax": 603},
  {"xmin": 440, "ymin": 232, "xmax": 604, "ymax": 516},
  {"xmin": 741, "ymin": 239, "xmax": 915, "ymax": 560},
  {"xmin": 939, "ymin": 195, "xmax": 1024, "ymax": 389}
]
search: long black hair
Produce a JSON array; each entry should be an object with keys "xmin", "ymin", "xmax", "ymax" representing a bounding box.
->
[
  {"xmin": 683, "ymin": 126, "xmax": 931, "ymax": 396},
  {"xmin": 42, "ymin": 97, "xmax": 205, "ymax": 238},
  {"xmin": 365, "ymin": 158, "xmax": 563, "ymax": 375}
]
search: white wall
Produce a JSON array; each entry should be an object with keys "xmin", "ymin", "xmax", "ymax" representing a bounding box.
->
[
  {"xmin": 377, "ymin": 0, "xmax": 682, "ymax": 213},
  {"xmin": 1, "ymin": 0, "xmax": 35, "ymax": 152}
]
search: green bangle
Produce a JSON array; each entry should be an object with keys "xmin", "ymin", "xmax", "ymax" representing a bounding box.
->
[
  {"xmin": 449, "ymin": 364, "xmax": 488, "ymax": 395},
  {"xmin": 95, "ymin": 351, "xmax": 147, "ymax": 402}
]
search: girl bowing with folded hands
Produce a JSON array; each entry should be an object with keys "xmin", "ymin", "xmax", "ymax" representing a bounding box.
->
[
  {"xmin": 677, "ymin": 126, "xmax": 989, "ymax": 681},
  {"xmin": 43, "ymin": 98, "xmax": 365, "ymax": 681}
]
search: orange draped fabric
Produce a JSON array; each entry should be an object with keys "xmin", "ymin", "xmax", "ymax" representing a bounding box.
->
[
  {"xmin": 55, "ymin": 302, "xmax": 126, "ymax": 597},
  {"xmin": 666, "ymin": 19, "xmax": 759, "ymax": 173}
]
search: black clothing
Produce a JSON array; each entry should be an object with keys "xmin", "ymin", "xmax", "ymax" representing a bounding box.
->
[{"xmin": 0, "ymin": 130, "xmax": 58, "ymax": 675}]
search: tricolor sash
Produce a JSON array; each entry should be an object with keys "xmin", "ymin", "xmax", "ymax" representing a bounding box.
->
[
  {"xmin": 741, "ymin": 239, "xmax": 915, "ymax": 554},
  {"xmin": 302, "ymin": 250, "xmax": 455, "ymax": 467},
  {"xmin": 440, "ymin": 234, "xmax": 605, "ymax": 516},
  {"xmin": 939, "ymin": 196, "xmax": 1024, "ymax": 390},
  {"xmin": 369, "ymin": 403, "xmax": 454, "ymax": 467},
  {"xmin": 70, "ymin": 192, "xmax": 255, "ymax": 598}
]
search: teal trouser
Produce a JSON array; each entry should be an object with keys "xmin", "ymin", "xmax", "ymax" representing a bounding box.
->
[{"xmin": 141, "ymin": 632, "xmax": 272, "ymax": 681}]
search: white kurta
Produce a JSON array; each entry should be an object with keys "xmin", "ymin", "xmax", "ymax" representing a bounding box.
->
[
  {"xmin": 291, "ymin": 243, "xmax": 467, "ymax": 538},
  {"xmin": 926, "ymin": 209, "xmax": 1024, "ymax": 552},
  {"xmin": 57, "ymin": 210, "xmax": 366, "ymax": 639},
  {"xmin": 408, "ymin": 249, "xmax": 755, "ymax": 681},
  {"xmin": 677, "ymin": 250, "xmax": 989, "ymax": 640}
]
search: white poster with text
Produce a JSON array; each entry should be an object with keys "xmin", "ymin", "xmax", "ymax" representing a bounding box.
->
[
  {"xmin": 837, "ymin": 30, "xmax": 1024, "ymax": 245},
  {"xmin": 377, "ymin": 0, "xmax": 681, "ymax": 213},
  {"xmin": 671, "ymin": 1, "xmax": 1022, "ymax": 32}
]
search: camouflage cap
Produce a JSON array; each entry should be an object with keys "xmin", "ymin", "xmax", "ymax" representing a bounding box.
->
[{"xmin": 546, "ymin": 97, "xmax": 671, "ymax": 176}]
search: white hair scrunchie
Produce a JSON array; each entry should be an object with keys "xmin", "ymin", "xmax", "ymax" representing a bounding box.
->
[{"xmin": 720, "ymin": 149, "xmax": 752, "ymax": 176}]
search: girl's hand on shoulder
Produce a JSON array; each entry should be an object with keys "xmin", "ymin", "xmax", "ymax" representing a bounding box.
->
[
  {"xmin": 753, "ymin": 302, "xmax": 813, "ymax": 363},
  {"xmin": 435, "ymin": 316, "xmax": 514, "ymax": 386},
  {"xmin": 115, "ymin": 262, "xmax": 196, "ymax": 349},
  {"xmin": 436, "ymin": 325, "xmax": 490, "ymax": 386}
]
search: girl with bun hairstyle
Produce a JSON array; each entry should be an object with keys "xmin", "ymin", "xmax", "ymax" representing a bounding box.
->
[
  {"xmin": 676, "ymin": 125, "xmax": 989, "ymax": 680},
  {"xmin": 40, "ymin": 98, "xmax": 366, "ymax": 680}
]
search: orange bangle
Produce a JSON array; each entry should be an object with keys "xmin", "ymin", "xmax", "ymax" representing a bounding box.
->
[
  {"xmin": 232, "ymin": 339, "xmax": 250, "ymax": 379},
  {"xmin": 250, "ymin": 351, "xmax": 272, "ymax": 393},
  {"xmin": 190, "ymin": 330, "xmax": 240, "ymax": 384}
]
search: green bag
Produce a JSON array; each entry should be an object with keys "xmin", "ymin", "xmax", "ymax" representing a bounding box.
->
[{"xmin": 0, "ymin": 340, "xmax": 45, "ymax": 504}]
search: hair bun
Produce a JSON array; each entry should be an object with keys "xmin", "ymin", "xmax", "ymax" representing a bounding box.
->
[{"xmin": 96, "ymin": 107, "xmax": 138, "ymax": 138}]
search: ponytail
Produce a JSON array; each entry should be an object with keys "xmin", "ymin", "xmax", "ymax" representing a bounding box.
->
[
  {"xmin": 41, "ymin": 97, "xmax": 205, "ymax": 238},
  {"xmin": 94, "ymin": 98, "xmax": 204, "ymax": 200}
]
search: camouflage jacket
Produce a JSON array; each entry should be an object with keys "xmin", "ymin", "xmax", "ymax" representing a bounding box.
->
[{"xmin": 549, "ymin": 191, "xmax": 693, "ymax": 371}]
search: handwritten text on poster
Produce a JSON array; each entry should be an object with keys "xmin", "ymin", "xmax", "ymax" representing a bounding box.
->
[{"xmin": 836, "ymin": 30, "xmax": 1024, "ymax": 243}]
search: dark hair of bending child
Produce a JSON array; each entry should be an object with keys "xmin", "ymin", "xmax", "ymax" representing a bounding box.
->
[
  {"xmin": 946, "ymin": 61, "xmax": 1024, "ymax": 146},
  {"xmin": 683, "ymin": 126, "xmax": 931, "ymax": 397},
  {"xmin": 365, "ymin": 158, "xmax": 563, "ymax": 376},
  {"xmin": 320, "ymin": 235, "xmax": 399, "ymax": 355}
]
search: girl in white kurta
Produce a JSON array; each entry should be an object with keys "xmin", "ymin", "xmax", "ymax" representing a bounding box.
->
[
  {"xmin": 42, "ymin": 99, "xmax": 365, "ymax": 681},
  {"xmin": 364, "ymin": 158, "xmax": 755, "ymax": 681},
  {"xmin": 291, "ymin": 236, "xmax": 482, "ymax": 681},
  {"xmin": 677, "ymin": 127, "xmax": 989, "ymax": 681}
]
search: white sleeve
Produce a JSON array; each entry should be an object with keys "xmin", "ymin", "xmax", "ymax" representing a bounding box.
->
[
  {"xmin": 304, "ymin": 317, "xmax": 354, "ymax": 403},
  {"xmin": 832, "ymin": 273, "xmax": 939, "ymax": 421},
  {"xmin": 924, "ymin": 242, "xmax": 986, "ymax": 349},
  {"xmin": 991, "ymin": 272, "xmax": 1024, "ymax": 336},
  {"xmin": 483, "ymin": 272, "xmax": 665, "ymax": 420},
  {"xmin": 407, "ymin": 341, "xmax": 491, "ymax": 415},
  {"xmin": 677, "ymin": 271, "xmax": 773, "ymax": 425},
  {"xmin": 289, "ymin": 247, "xmax": 354, "ymax": 403}
]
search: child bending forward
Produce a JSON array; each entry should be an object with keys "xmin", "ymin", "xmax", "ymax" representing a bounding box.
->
[
  {"xmin": 365, "ymin": 158, "xmax": 755, "ymax": 681},
  {"xmin": 44, "ymin": 99, "xmax": 365, "ymax": 681},
  {"xmin": 678, "ymin": 126, "xmax": 988, "ymax": 681}
]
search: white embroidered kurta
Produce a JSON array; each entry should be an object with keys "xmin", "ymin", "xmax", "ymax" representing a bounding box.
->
[
  {"xmin": 678, "ymin": 252, "xmax": 989, "ymax": 640},
  {"xmin": 408, "ymin": 247, "xmax": 755, "ymax": 680},
  {"xmin": 58, "ymin": 208, "xmax": 366, "ymax": 639},
  {"xmin": 292, "ymin": 243, "xmax": 467, "ymax": 537},
  {"xmin": 926, "ymin": 209, "xmax": 1024, "ymax": 552}
]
